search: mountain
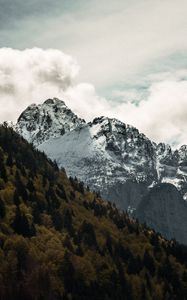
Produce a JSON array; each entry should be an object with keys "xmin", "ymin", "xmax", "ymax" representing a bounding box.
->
[
  {"xmin": 15, "ymin": 98, "xmax": 187, "ymax": 243},
  {"xmin": 1, "ymin": 125, "xmax": 187, "ymax": 299},
  {"xmin": 16, "ymin": 98, "xmax": 187, "ymax": 206}
]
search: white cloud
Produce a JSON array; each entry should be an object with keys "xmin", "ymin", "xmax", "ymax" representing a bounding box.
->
[
  {"xmin": 65, "ymin": 77, "xmax": 187, "ymax": 148},
  {"xmin": 0, "ymin": 47, "xmax": 79, "ymax": 121},
  {"xmin": 64, "ymin": 83, "xmax": 111, "ymax": 119},
  {"xmin": 108, "ymin": 79, "xmax": 187, "ymax": 147},
  {"xmin": 63, "ymin": 70, "xmax": 187, "ymax": 148}
]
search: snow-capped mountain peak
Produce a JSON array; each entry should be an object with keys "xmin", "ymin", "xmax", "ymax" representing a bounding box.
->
[
  {"xmin": 15, "ymin": 98, "xmax": 85, "ymax": 146},
  {"xmin": 15, "ymin": 98, "xmax": 187, "ymax": 209}
]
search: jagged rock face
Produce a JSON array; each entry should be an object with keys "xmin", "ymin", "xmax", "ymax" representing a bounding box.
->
[
  {"xmin": 36, "ymin": 116, "xmax": 158, "ymax": 209},
  {"xmin": 136, "ymin": 183, "xmax": 187, "ymax": 244},
  {"xmin": 16, "ymin": 98, "xmax": 187, "ymax": 210},
  {"xmin": 155, "ymin": 143, "xmax": 187, "ymax": 194},
  {"xmin": 15, "ymin": 98, "xmax": 85, "ymax": 146}
]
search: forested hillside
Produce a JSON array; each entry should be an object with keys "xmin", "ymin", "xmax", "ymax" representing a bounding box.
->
[{"xmin": 0, "ymin": 125, "xmax": 187, "ymax": 300}]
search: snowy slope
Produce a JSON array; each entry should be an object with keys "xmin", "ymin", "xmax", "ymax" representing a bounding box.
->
[{"xmin": 37, "ymin": 116, "xmax": 158, "ymax": 207}]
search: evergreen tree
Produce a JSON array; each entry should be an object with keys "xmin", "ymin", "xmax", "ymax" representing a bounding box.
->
[
  {"xmin": 78, "ymin": 181, "xmax": 85, "ymax": 194},
  {"xmin": 13, "ymin": 189, "xmax": 20, "ymax": 206},
  {"xmin": 0, "ymin": 161, "xmax": 7, "ymax": 182},
  {"xmin": 56, "ymin": 184, "xmax": 67, "ymax": 201},
  {"xmin": 32, "ymin": 202, "xmax": 41, "ymax": 224},
  {"xmin": 63, "ymin": 208, "xmax": 74, "ymax": 234},
  {"xmin": 143, "ymin": 250, "xmax": 155, "ymax": 276},
  {"xmin": 46, "ymin": 186, "xmax": 60, "ymax": 209},
  {"xmin": 79, "ymin": 220, "xmax": 97, "ymax": 248},
  {"xmin": 0, "ymin": 197, "xmax": 5, "ymax": 218},
  {"xmin": 76, "ymin": 244, "xmax": 84, "ymax": 257},
  {"xmin": 105, "ymin": 234, "xmax": 113, "ymax": 255},
  {"xmin": 52, "ymin": 210, "xmax": 63, "ymax": 231},
  {"xmin": 59, "ymin": 251, "xmax": 75, "ymax": 292},
  {"xmin": 127, "ymin": 255, "xmax": 142, "ymax": 274},
  {"xmin": 15, "ymin": 173, "xmax": 28, "ymax": 202},
  {"xmin": 27, "ymin": 179, "xmax": 35, "ymax": 192},
  {"xmin": 63, "ymin": 234, "xmax": 74, "ymax": 252},
  {"xmin": 6, "ymin": 153, "xmax": 13, "ymax": 167},
  {"xmin": 12, "ymin": 207, "xmax": 35, "ymax": 237}
]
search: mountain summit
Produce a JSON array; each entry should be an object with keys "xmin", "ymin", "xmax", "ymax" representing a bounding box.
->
[{"xmin": 16, "ymin": 98, "xmax": 85, "ymax": 146}]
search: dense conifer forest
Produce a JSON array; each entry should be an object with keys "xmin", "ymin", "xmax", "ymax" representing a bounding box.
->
[{"xmin": 0, "ymin": 125, "xmax": 187, "ymax": 300}]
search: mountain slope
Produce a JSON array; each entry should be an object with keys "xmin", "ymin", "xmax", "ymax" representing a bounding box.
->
[
  {"xmin": 38, "ymin": 115, "xmax": 157, "ymax": 209},
  {"xmin": 0, "ymin": 125, "xmax": 187, "ymax": 300},
  {"xmin": 136, "ymin": 183, "xmax": 187, "ymax": 244}
]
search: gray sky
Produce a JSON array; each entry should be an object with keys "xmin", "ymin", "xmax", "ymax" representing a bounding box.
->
[{"xmin": 0, "ymin": 0, "xmax": 187, "ymax": 146}]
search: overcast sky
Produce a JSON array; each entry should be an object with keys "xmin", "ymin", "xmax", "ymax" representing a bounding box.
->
[{"xmin": 0, "ymin": 0, "xmax": 187, "ymax": 147}]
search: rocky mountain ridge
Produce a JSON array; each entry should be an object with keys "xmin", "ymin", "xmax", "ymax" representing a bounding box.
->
[{"xmin": 15, "ymin": 98, "xmax": 187, "ymax": 205}]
